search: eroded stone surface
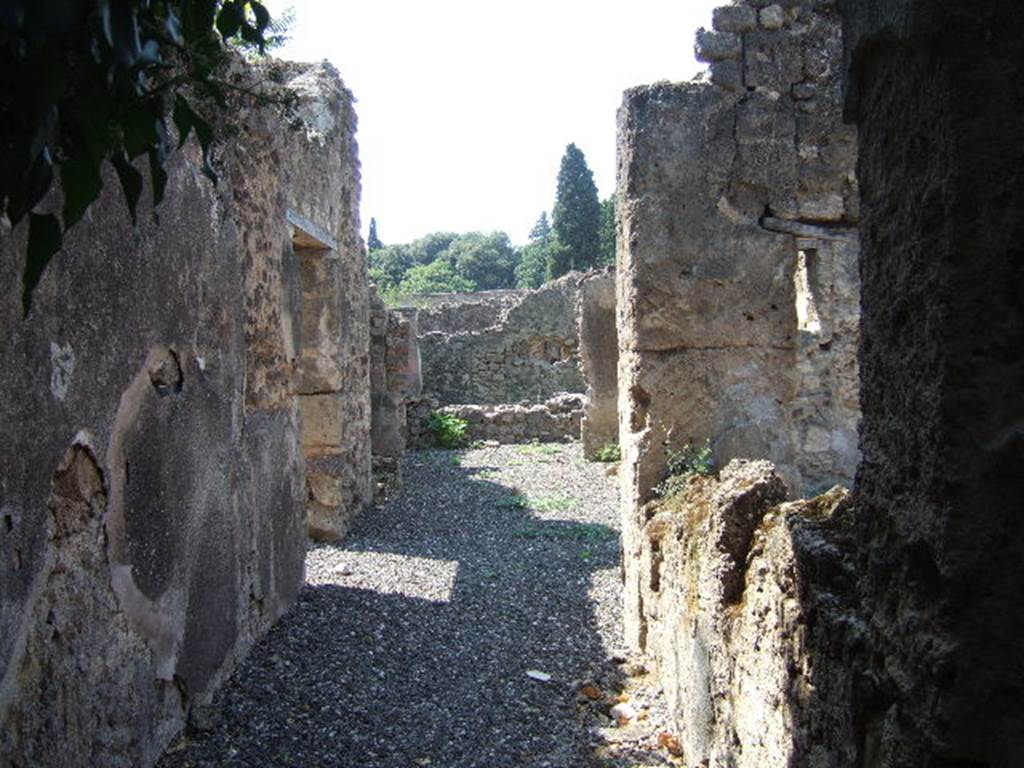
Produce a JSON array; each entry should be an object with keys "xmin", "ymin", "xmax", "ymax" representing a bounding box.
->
[
  {"xmin": 414, "ymin": 274, "xmax": 585, "ymax": 406},
  {"xmin": 637, "ymin": 461, "xmax": 859, "ymax": 767},
  {"xmin": 0, "ymin": 60, "xmax": 364, "ymax": 766},
  {"xmin": 578, "ymin": 269, "xmax": 619, "ymax": 459},
  {"xmin": 617, "ymin": 0, "xmax": 859, "ymax": 657}
]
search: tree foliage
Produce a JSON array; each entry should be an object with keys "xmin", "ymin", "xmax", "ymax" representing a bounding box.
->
[
  {"xmin": 598, "ymin": 196, "xmax": 616, "ymax": 266},
  {"xmin": 515, "ymin": 212, "xmax": 552, "ymax": 289},
  {"xmin": 551, "ymin": 143, "xmax": 600, "ymax": 277},
  {"xmin": 369, "ymin": 230, "xmax": 520, "ymax": 297},
  {"xmin": 367, "ymin": 217, "xmax": 383, "ymax": 251},
  {"xmin": 396, "ymin": 258, "xmax": 473, "ymax": 295},
  {"xmin": 1, "ymin": 0, "xmax": 276, "ymax": 315}
]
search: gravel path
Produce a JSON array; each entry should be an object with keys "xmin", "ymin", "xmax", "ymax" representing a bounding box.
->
[{"xmin": 160, "ymin": 443, "xmax": 679, "ymax": 768}]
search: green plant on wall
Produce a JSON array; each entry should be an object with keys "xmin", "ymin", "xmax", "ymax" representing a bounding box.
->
[
  {"xmin": 654, "ymin": 439, "xmax": 715, "ymax": 498},
  {"xmin": 427, "ymin": 411, "xmax": 469, "ymax": 448},
  {"xmin": 595, "ymin": 443, "xmax": 621, "ymax": 462}
]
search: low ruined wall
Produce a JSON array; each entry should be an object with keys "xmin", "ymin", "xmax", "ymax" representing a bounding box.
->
[
  {"xmin": 0, "ymin": 61, "xmax": 367, "ymax": 766},
  {"xmin": 578, "ymin": 269, "xmax": 619, "ymax": 458},
  {"xmin": 617, "ymin": 0, "xmax": 859, "ymax": 652},
  {"xmin": 636, "ymin": 461, "xmax": 859, "ymax": 767},
  {"xmin": 407, "ymin": 393, "xmax": 584, "ymax": 447},
  {"xmin": 415, "ymin": 274, "xmax": 585, "ymax": 405},
  {"xmin": 412, "ymin": 289, "xmax": 526, "ymax": 334}
]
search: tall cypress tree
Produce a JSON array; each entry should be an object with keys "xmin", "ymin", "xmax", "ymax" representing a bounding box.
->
[
  {"xmin": 367, "ymin": 218, "xmax": 383, "ymax": 252},
  {"xmin": 551, "ymin": 143, "xmax": 600, "ymax": 276}
]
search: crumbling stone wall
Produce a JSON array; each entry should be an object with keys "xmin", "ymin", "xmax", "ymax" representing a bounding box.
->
[
  {"xmin": 578, "ymin": 269, "xmax": 619, "ymax": 459},
  {"xmin": 617, "ymin": 0, "xmax": 859, "ymax": 653},
  {"xmin": 413, "ymin": 288, "xmax": 526, "ymax": 334},
  {"xmin": 416, "ymin": 274, "xmax": 585, "ymax": 405},
  {"xmin": 407, "ymin": 393, "xmax": 584, "ymax": 447},
  {"xmin": 370, "ymin": 292, "xmax": 421, "ymax": 497},
  {"xmin": 837, "ymin": 2, "xmax": 1024, "ymax": 764},
  {"xmin": 636, "ymin": 461, "xmax": 859, "ymax": 767},
  {"xmin": 0, "ymin": 61, "xmax": 368, "ymax": 767}
]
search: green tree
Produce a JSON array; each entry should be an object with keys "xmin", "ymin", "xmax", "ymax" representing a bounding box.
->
[
  {"xmin": 447, "ymin": 232, "xmax": 518, "ymax": 290},
  {"xmin": 516, "ymin": 212, "xmax": 553, "ymax": 289},
  {"xmin": 597, "ymin": 197, "xmax": 616, "ymax": 266},
  {"xmin": 396, "ymin": 259, "xmax": 474, "ymax": 295},
  {"xmin": 551, "ymin": 143, "xmax": 600, "ymax": 276},
  {"xmin": 407, "ymin": 231, "xmax": 459, "ymax": 265},
  {"xmin": 545, "ymin": 240, "xmax": 572, "ymax": 283},
  {"xmin": 367, "ymin": 218, "xmax": 383, "ymax": 251},
  {"xmin": 1, "ymin": 0, "xmax": 278, "ymax": 315},
  {"xmin": 368, "ymin": 244, "xmax": 414, "ymax": 291}
]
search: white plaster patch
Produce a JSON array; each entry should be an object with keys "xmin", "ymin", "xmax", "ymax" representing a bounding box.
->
[{"xmin": 49, "ymin": 342, "xmax": 75, "ymax": 401}]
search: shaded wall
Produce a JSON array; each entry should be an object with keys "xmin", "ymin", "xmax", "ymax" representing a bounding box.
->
[
  {"xmin": 840, "ymin": 1, "xmax": 1024, "ymax": 764},
  {"xmin": 0, "ymin": 61, "xmax": 367, "ymax": 766}
]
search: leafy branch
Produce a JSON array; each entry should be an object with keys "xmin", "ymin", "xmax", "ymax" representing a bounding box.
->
[{"xmin": 0, "ymin": 0, "xmax": 278, "ymax": 315}]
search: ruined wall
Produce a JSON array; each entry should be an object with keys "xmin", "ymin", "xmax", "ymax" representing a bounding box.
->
[
  {"xmin": 407, "ymin": 393, "xmax": 584, "ymax": 447},
  {"xmin": 416, "ymin": 274, "xmax": 585, "ymax": 405},
  {"xmin": 413, "ymin": 289, "xmax": 526, "ymax": 334},
  {"xmin": 636, "ymin": 461, "xmax": 859, "ymax": 767},
  {"xmin": 617, "ymin": 0, "xmax": 859, "ymax": 653},
  {"xmin": 837, "ymin": 2, "xmax": 1024, "ymax": 764},
  {"xmin": 578, "ymin": 269, "xmax": 619, "ymax": 459},
  {"xmin": 369, "ymin": 292, "xmax": 421, "ymax": 497},
  {"xmin": 0, "ymin": 61, "xmax": 368, "ymax": 766}
]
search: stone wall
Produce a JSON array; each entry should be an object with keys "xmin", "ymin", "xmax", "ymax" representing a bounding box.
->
[
  {"xmin": 635, "ymin": 461, "xmax": 859, "ymax": 767},
  {"xmin": 407, "ymin": 394, "xmax": 584, "ymax": 448},
  {"xmin": 370, "ymin": 293, "xmax": 421, "ymax": 497},
  {"xmin": 838, "ymin": 2, "xmax": 1024, "ymax": 764},
  {"xmin": 415, "ymin": 274, "xmax": 585, "ymax": 405},
  {"xmin": 0, "ymin": 61, "xmax": 368, "ymax": 766},
  {"xmin": 617, "ymin": 0, "xmax": 859, "ymax": 653},
  {"xmin": 578, "ymin": 269, "xmax": 619, "ymax": 459}
]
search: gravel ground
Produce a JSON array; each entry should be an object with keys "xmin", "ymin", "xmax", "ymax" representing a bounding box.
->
[{"xmin": 159, "ymin": 443, "xmax": 681, "ymax": 768}]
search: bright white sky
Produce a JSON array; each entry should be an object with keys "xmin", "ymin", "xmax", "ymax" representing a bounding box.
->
[{"xmin": 278, "ymin": 0, "xmax": 718, "ymax": 246}]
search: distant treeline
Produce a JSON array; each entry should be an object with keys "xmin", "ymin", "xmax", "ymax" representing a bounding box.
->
[{"xmin": 368, "ymin": 143, "xmax": 615, "ymax": 298}]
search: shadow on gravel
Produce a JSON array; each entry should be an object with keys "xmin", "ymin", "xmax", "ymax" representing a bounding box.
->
[{"xmin": 159, "ymin": 447, "xmax": 649, "ymax": 768}]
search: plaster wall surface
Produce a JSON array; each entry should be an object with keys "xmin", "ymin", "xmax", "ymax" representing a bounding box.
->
[{"xmin": 0, "ymin": 61, "xmax": 367, "ymax": 767}]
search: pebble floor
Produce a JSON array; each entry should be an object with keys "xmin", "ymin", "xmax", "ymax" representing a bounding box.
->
[{"xmin": 158, "ymin": 443, "xmax": 680, "ymax": 768}]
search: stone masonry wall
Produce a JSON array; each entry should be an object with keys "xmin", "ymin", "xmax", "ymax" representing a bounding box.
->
[
  {"xmin": 578, "ymin": 269, "xmax": 619, "ymax": 459},
  {"xmin": 370, "ymin": 292, "xmax": 421, "ymax": 497},
  {"xmin": 416, "ymin": 273, "xmax": 585, "ymax": 405},
  {"xmin": 0, "ymin": 61, "xmax": 367, "ymax": 767},
  {"xmin": 635, "ymin": 461, "xmax": 860, "ymax": 767},
  {"xmin": 837, "ymin": 2, "xmax": 1024, "ymax": 765},
  {"xmin": 617, "ymin": 0, "xmax": 860, "ymax": 657},
  {"xmin": 407, "ymin": 394, "xmax": 584, "ymax": 448}
]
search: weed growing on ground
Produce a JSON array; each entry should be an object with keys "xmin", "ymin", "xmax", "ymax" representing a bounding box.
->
[
  {"xmin": 595, "ymin": 443, "xmax": 621, "ymax": 462},
  {"xmin": 654, "ymin": 439, "xmax": 716, "ymax": 498},
  {"xmin": 427, "ymin": 411, "xmax": 469, "ymax": 448},
  {"xmin": 529, "ymin": 493, "xmax": 577, "ymax": 513},
  {"xmin": 498, "ymin": 494, "xmax": 529, "ymax": 510},
  {"xmin": 515, "ymin": 521, "xmax": 616, "ymax": 543},
  {"xmin": 515, "ymin": 439, "xmax": 562, "ymax": 456},
  {"xmin": 449, "ymin": 454, "xmax": 462, "ymax": 467}
]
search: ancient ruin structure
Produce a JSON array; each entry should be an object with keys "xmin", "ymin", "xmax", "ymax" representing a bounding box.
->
[
  {"xmin": 615, "ymin": 1, "xmax": 1024, "ymax": 765},
  {"xmin": 369, "ymin": 293, "xmax": 421, "ymax": 496},
  {"xmin": 0, "ymin": 62, "xmax": 368, "ymax": 765},
  {"xmin": 838, "ymin": 1, "xmax": 1024, "ymax": 763},
  {"xmin": 415, "ymin": 274, "xmax": 585, "ymax": 407},
  {"xmin": 577, "ymin": 269, "xmax": 619, "ymax": 458}
]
